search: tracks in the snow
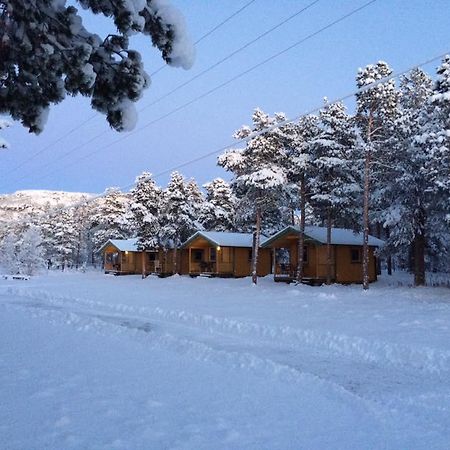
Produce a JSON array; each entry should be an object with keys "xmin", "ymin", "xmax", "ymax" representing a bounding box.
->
[{"xmin": 1, "ymin": 287, "xmax": 450, "ymax": 438}]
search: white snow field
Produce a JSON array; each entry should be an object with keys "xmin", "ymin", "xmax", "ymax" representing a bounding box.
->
[{"xmin": 1, "ymin": 272, "xmax": 450, "ymax": 449}]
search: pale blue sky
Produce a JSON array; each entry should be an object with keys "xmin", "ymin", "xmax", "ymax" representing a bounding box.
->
[{"xmin": 1, "ymin": 0, "xmax": 449, "ymax": 194}]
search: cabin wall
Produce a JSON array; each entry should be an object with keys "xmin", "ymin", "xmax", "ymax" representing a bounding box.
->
[
  {"xmin": 179, "ymin": 249, "xmax": 189, "ymax": 275},
  {"xmin": 120, "ymin": 251, "xmax": 139, "ymax": 273},
  {"xmin": 268, "ymin": 235, "xmax": 378, "ymax": 284},
  {"xmin": 184, "ymin": 237, "xmax": 271, "ymax": 278},
  {"xmin": 257, "ymin": 248, "xmax": 272, "ymax": 277},
  {"xmin": 283, "ymin": 243, "xmax": 321, "ymax": 279},
  {"xmin": 233, "ymin": 248, "xmax": 251, "ymax": 277},
  {"xmin": 335, "ymin": 246, "xmax": 377, "ymax": 283}
]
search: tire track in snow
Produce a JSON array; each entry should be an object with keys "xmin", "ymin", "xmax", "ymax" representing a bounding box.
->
[
  {"xmin": 1, "ymin": 290, "xmax": 449, "ymax": 439},
  {"xmin": 3, "ymin": 286, "xmax": 450, "ymax": 375}
]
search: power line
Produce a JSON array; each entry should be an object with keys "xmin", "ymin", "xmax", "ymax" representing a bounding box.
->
[
  {"xmin": 143, "ymin": 0, "xmax": 320, "ymax": 112},
  {"xmin": 150, "ymin": 0, "xmax": 258, "ymax": 77},
  {"xmin": 6, "ymin": 0, "xmax": 320, "ymax": 189},
  {"xmin": 3, "ymin": 113, "xmax": 98, "ymax": 179},
  {"xmin": 2, "ymin": 2, "xmax": 257, "ymax": 184},
  {"xmin": 29, "ymin": 0, "xmax": 378, "ymax": 184},
  {"xmin": 51, "ymin": 49, "xmax": 450, "ymax": 215}
]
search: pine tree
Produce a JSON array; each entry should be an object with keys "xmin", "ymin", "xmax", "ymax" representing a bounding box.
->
[
  {"xmin": 279, "ymin": 114, "xmax": 319, "ymax": 281},
  {"xmin": 218, "ymin": 108, "xmax": 288, "ymax": 284},
  {"xmin": 355, "ymin": 61, "xmax": 398, "ymax": 289},
  {"xmin": 199, "ymin": 178, "xmax": 236, "ymax": 231},
  {"xmin": 17, "ymin": 226, "xmax": 45, "ymax": 275},
  {"xmin": 0, "ymin": 233, "xmax": 18, "ymax": 274},
  {"xmin": 160, "ymin": 171, "xmax": 198, "ymax": 274},
  {"xmin": 89, "ymin": 187, "xmax": 131, "ymax": 255},
  {"xmin": 380, "ymin": 68, "xmax": 434, "ymax": 284},
  {"xmin": 309, "ymin": 100, "xmax": 359, "ymax": 284},
  {"xmin": 185, "ymin": 178, "xmax": 205, "ymax": 225},
  {"xmin": 40, "ymin": 206, "xmax": 79, "ymax": 270},
  {"xmin": 412, "ymin": 57, "xmax": 450, "ymax": 278},
  {"xmin": 129, "ymin": 172, "xmax": 162, "ymax": 276},
  {"xmin": 0, "ymin": 0, "xmax": 194, "ymax": 133}
]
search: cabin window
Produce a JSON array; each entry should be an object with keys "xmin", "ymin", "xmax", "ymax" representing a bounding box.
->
[
  {"xmin": 350, "ymin": 248, "xmax": 362, "ymax": 263},
  {"xmin": 148, "ymin": 252, "xmax": 157, "ymax": 262},
  {"xmin": 209, "ymin": 247, "xmax": 217, "ymax": 262},
  {"xmin": 303, "ymin": 246, "xmax": 308, "ymax": 263},
  {"xmin": 192, "ymin": 249, "xmax": 203, "ymax": 262}
]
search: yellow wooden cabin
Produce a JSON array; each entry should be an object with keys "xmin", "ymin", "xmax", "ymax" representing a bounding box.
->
[
  {"xmin": 261, "ymin": 226, "xmax": 384, "ymax": 284},
  {"xmin": 99, "ymin": 238, "xmax": 177, "ymax": 276},
  {"xmin": 181, "ymin": 231, "xmax": 272, "ymax": 278}
]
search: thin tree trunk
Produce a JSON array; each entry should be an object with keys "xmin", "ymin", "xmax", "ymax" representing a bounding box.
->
[
  {"xmin": 296, "ymin": 174, "xmax": 306, "ymax": 283},
  {"xmin": 362, "ymin": 146, "xmax": 370, "ymax": 290},
  {"xmin": 414, "ymin": 210, "xmax": 426, "ymax": 286},
  {"xmin": 326, "ymin": 206, "xmax": 332, "ymax": 285},
  {"xmin": 362, "ymin": 112, "xmax": 373, "ymax": 290},
  {"xmin": 386, "ymin": 225, "xmax": 392, "ymax": 275},
  {"xmin": 141, "ymin": 251, "xmax": 146, "ymax": 279},
  {"xmin": 172, "ymin": 244, "xmax": 178, "ymax": 275},
  {"xmin": 251, "ymin": 206, "xmax": 261, "ymax": 285},
  {"xmin": 375, "ymin": 222, "xmax": 382, "ymax": 275}
]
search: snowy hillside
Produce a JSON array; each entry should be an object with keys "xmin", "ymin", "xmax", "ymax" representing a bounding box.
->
[
  {"xmin": 0, "ymin": 189, "xmax": 93, "ymax": 212},
  {"xmin": 0, "ymin": 189, "xmax": 93, "ymax": 228},
  {"xmin": 1, "ymin": 271, "xmax": 450, "ymax": 449}
]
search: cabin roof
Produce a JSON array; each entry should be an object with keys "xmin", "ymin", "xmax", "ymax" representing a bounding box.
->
[
  {"xmin": 181, "ymin": 231, "xmax": 263, "ymax": 249},
  {"xmin": 99, "ymin": 238, "xmax": 140, "ymax": 253},
  {"xmin": 262, "ymin": 225, "xmax": 385, "ymax": 247}
]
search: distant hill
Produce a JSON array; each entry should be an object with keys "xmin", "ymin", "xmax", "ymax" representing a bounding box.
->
[{"xmin": 0, "ymin": 190, "xmax": 95, "ymax": 229}]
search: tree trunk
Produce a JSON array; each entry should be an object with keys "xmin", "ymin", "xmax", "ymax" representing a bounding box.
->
[
  {"xmin": 386, "ymin": 225, "xmax": 392, "ymax": 275},
  {"xmin": 251, "ymin": 206, "xmax": 261, "ymax": 285},
  {"xmin": 413, "ymin": 233, "xmax": 426, "ymax": 286},
  {"xmin": 326, "ymin": 206, "xmax": 332, "ymax": 285},
  {"xmin": 296, "ymin": 174, "xmax": 306, "ymax": 283},
  {"xmin": 414, "ymin": 211, "xmax": 426, "ymax": 286},
  {"xmin": 362, "ymin": 145, "xmax": 370, "ymax": 290},
  {"xmin": 141, "ymin": 251, "xmax": 146, "ymax": 279},
  {"xmin": 172, "ymin": 245, "xmax": 178, "ymax": 275},
  {"xmin": 375, "ymin": 222, "xmax": 382, "ymax": 275},
  {"xmin": 362, "ymin": 111, "xmax": 374, "ymax": 291}
]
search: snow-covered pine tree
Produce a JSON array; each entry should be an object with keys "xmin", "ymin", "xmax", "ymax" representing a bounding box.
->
[
  {"xmin": 379, "ymin": 68, "xmax": 434, "ymax": 284},
  {"xmin": 279, "ymin": 114, "xmax": 319, "ymax": 281},
  {"xmin": 185, "ymin": 178, "xmax": 205, "ymax": 226},
  {"xmin": 355, "ymin": 61, "xmax": 398, "ymax": 289},
  {"xmin": 1, "ymin": 0, "xmax": 194, "ymax": 133},
  {"xmin": 40, "ymin": 206, "xmax": 79, "ymax": 270},
  {"xmin": 199, "ymin": 178, "xmax": 236, "ymax": 231},
  {"xmin": 160, "ymin": 171, "xmax": 198, "ymax": 274},
  {"xmin": 413, "ymin": 57, "xmax": 450, "ymax": 277},
  {"xmin": 129, "ymin": 172, "xmax": 162, "ymax": 276},
  {"xmin": 89, "ymin": 187, "xmax": 132, "ymax": 257},
  {"xmin": 309, "ymin": 100, "xmax": 359, "ymax": 285},
  {"xmin": 218, "ymin": 108, "xmax": 289, "ymax": 284},
  {"xmin": 0, "ymin": 233, "xmax": 18, "ymax": 274},
  {"xmin": 17, "ymin": 226, "xmax": 45, "ymax": 275}
]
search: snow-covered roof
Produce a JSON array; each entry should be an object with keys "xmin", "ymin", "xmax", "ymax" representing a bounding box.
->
[
  {"xmin": 182, "ymin": 231, "xmax": 259, "ymax": 248},
  {"xmin": 262, "ymin": 226, "xmax": 384, "ymax": 247},
  {"xmin": 99, "ymin": 238, "xmax": 140, "ymax": 253}
]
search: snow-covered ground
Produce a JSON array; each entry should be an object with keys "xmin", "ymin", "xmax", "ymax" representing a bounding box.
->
[{"xmin": 1, "ymin": 271, "xmax": 449, "ymax": 449}]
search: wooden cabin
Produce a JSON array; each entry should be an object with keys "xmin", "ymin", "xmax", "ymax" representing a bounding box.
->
[
  {"xmin": 261, "ymin": 226, "xmax": 384, "ymax": 284},
  {"xmin": 99, "ymin": 238, "xmax": 177, "ymax": 276},
  {"xmin": 181, "ymin": 231, "xmax": 272, "ymax": 278}
]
